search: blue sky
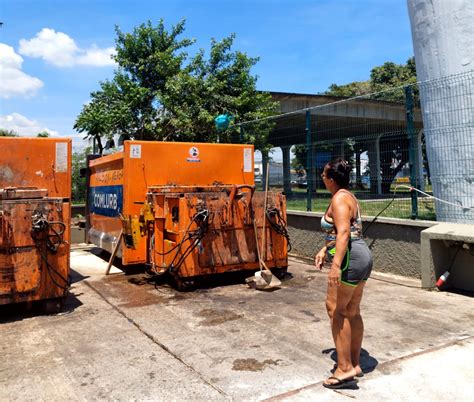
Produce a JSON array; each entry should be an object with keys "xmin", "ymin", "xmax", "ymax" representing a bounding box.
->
[{"xmin": 0, "ymin": 0, "xmax": 414, "ymax": 151}]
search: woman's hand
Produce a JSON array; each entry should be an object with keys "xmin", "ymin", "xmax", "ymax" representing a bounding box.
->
[
  {"xmin": 327, "ymin": 267, "xmax": 341, "ymax": 287},
  {"xmin": 314, "ymin": 247, "xmax": 327, "ymax": 270}
]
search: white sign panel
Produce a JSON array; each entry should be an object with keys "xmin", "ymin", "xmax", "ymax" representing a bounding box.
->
[
  {"xmin": 55, "ymin": 142, "xmax": 68, "ymax": 173},
  {"xmin": 130, "ymin": 144, "xmax": 142, "ymax": 159},
  {"xmin": 243, "ymin": 148, "xmax": 252, "ymax": 173}
]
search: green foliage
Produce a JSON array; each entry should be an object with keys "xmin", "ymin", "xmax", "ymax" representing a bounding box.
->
[
  {"xmin": 324, "ymin": 57, "xmax": 417, "ymax": 102},
  {"xmin": 325, "ymin": 81, "xmax": 371, "ymax": 97},
  {"xmin": 74, "ymin": 19, "xmax": 277, "ymax": 151},
  {"xmin": 370, "ymin": 57, "xmax": 418, "ymax": 102},
  {"xmin": 37, "ymin": 131, "xmax": 50, "ymax": 137},
  {"xmin": 0, "ymin": 128, "xmax": 18, "ymax": 137},
  {"xmin": 74, "ymin": 99, "xmax": 113, "ymax": 153},
  {"xmin": 71, "ymin": 147, "xmax": 91, "ymax": 203},
  {"xmin": 291, "ymin": 144, "xmax": 307, "ymax": 174}
]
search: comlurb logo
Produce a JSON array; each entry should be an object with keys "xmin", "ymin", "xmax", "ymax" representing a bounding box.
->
[{"xmin": 187, "ymin": 146, "xmax": 201, "ymax": 162}]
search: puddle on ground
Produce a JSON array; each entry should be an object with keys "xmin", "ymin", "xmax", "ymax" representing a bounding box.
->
[
  {"xmin": 232, "ymin": 358, "xmax": 281, "ymax": 371},
  {"xmin": 378, "ymin": 363, "xmax": 402, "ymax": 375},
  {"xmin": 196, "ymin": 308, "xmax": 243, "ymax": 326},
  {"xmin": 399, "ymin": 337, "xmax": 417, "ymax": 345},
  {"xmin": 93, "ymin": 274, "xmax": 190, "ymax": 308},
  {"xmin": 405, "ymin": 299, "xmax": 435, "ymax": 310},
  {"xmin": 283, "ymin": 275, "xmax": 319, "ymax": 288}
]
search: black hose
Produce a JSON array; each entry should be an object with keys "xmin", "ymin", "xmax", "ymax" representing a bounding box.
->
[
  {"xmin": 152, "ymin": 209, "xmax": 209, "ymax": 274},
  {"xmin": 266, "ymin": 207, "xmax": 292, "ymax": 252},
  {"xmin": 32, "ymin": 216, "xmax": 70, "ymax": 291},
  {"xmin": 37, "ymin": 244, "xmax": 70, "ymax": 291},
  {"xmin": 362, "ymin": 191, "xmax": 398, "ymax": 237}
]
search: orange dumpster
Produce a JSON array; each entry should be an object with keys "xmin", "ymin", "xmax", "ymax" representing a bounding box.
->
[{"xmin": 87, "ymin": 141, "xmax": 255, "ymax": 265}]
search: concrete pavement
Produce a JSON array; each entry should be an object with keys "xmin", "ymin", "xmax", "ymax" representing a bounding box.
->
[{"xmin": 1, "ymin": 245, "xmax": 473, "ymax": 401}]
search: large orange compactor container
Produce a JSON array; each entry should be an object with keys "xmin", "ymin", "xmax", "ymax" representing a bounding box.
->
[
  {"xmin": 0, "ymin": 138, "xmax": 71, "ymax": 310},
  {"xmin": 87, "ymin": 141, "xmax": 288, "ymax": 286}
]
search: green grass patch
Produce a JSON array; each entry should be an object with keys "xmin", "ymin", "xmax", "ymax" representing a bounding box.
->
[{"xmin": 287, "ymin": 197, "xmax": 436, "ymax": 220}]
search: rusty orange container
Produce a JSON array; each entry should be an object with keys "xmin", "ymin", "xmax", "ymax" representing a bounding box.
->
[
  {"xmin": 0, "ymin": 137, "xmax": 71, "ymax": 198},
  {"xmin": 87, "ymin": 141, "xmax": 255, "ymax": 265},
  {"xmin": 0, "ymin": 138, "xmax": 71, "ymax": 310},
  {"xmin": 146, "ymin": 185, "xmax": 288, "ymax": 290}
]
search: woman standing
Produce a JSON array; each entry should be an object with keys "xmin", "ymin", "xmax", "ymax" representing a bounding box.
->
[{"xmin": 315, "ymin": 159, "xmax": 373, "ymax": 389}]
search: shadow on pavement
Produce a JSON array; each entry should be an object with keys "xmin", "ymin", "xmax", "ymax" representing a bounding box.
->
[
  {"xmin": 70, "ymin": 268, "xmax": 89, "ymax": 284},
  {"xmin": 0, "ymin": 290, "xmax": 83, "ymax": 324},
  {"xmin": 322, "ymin": 347, "xmax": 379, "ymax": 375},
  {"xmin": 88, "ymin": 244, "xmax": 294, "ymax": 292}
]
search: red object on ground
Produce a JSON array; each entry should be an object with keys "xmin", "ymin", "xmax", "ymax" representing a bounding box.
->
[{"xmin": 436, "ymin": 271, "xmax": 450, "ymax": 287}]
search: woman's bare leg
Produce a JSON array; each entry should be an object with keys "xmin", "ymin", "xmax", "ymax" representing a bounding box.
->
[
  {"xmin": 324, "ymin": 284, "xmax": 357, "ymax": 383},
  {"xmin": 346, "ymin": 282, "xmax": 366, "ymax": 374}
]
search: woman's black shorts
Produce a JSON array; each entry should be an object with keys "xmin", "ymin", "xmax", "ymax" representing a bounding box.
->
[{"xmin": 327, "ymin": 239, "xmax": 373, "ymax": 286}]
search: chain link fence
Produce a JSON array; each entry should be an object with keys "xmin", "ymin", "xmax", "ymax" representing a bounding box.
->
[{"xmin": 243, "ymin": 70, "xmax": 474, "ymax": 221}]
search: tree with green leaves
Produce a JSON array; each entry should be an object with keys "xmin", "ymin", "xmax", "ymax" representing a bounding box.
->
[
  {"xmin": 37, "ymin": 131, "xmax": 50, "ymax": 137},
  {"xmin": 71, "ymin": 147, "xmax": 91, "ymax": 203},
  {"xmin": 74, "ymin": 20, "xmax": 277, "ymax": 153},
  {"xmin": 0, "ymin": 128, "xmax": 18, "ymax": 137},
  {"xmin": 324, "ymin": 57, "xmax": 417, "ymax": 100}
]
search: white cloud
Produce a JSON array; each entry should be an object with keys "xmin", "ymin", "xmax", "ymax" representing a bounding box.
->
[
  {"xmin": 0, "ymin": 113, "xmax": 58, "ymax": 136},
  {"xmin": 77, "ymin": 45, "xmax": 116, "ymax": 67},
  {"xmin": 19, "ymin": 28, "xmax": 78, "ymax": 67},
  {"xmin": 19, "ymin": 28, "xmax": 115, "ymax": 68},
  {"xmin": 0, "ymin": 44, "xmax": 44, "ymax": 99}
]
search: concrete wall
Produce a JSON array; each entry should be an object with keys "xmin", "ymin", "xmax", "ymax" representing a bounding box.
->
[
  {"xmin": 71, "ymin": 226, "xmax": 86, "ymax": 244},
  {"xmin": 287, "ymin": 211, "xmax": 436, "ymax": 279},
  {"xmin": 421, "ymin": 223, "xmax": 474, "ymax": 291}
]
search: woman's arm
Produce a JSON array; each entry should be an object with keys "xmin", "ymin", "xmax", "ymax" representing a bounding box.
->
[
  {"xmin": 327, "ymin": 194, "xmax": 351, "ymax": 286},
  {"xmin": 315, "ymin": 245, "xmax": 327, "ymax": 270}
]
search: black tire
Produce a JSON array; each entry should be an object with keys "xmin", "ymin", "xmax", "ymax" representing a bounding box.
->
[
  {"xmin": 272, "ymin": 267, "xmax": 290, "ymax": 280},
  {"xmin": 173, "ymin": 276, "xmax": 196, "ymax": 292},
  {"xmin": 42, "ymin": 297, "xmax": 65, "ymax": 314}
]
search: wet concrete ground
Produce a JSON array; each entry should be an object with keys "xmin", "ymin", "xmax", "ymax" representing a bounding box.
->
[{"xmin": 1, "ymin": 245, "xmax": 473, "ymax": 401}]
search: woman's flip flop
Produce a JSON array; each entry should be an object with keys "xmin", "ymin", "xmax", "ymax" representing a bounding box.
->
[{"xmin": 322, "ymin": 376, "xmax": 358, "ymax": 390}]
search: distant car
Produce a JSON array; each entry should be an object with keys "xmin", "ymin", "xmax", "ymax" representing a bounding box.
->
[{"xmin": 298, "ymin": 181, "xmax": 307, "ymax": 188}]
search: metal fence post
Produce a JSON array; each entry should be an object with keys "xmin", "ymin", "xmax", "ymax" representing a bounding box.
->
[
  {"xmin": 405, "ymin": 85, "xmax": 418, "ymax": 219},
  {"xmin": 305, "ymin": 110, "xmax": 313, "ymax": 211}
]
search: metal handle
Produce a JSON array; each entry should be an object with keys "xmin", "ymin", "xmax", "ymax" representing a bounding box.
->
[{"xmin": 228, "ymin": 184, "xmax": 255, "ymax": 204}]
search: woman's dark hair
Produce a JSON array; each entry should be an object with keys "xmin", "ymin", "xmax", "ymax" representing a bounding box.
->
[{"xmin": 325, "ymin": 158, "xmax": 352, "ymax": 188}]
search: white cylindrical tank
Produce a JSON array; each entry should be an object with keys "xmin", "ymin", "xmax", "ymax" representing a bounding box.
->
[{"xmin": 407, "ymin": 0, "xmax": 474, "ymax": 223}]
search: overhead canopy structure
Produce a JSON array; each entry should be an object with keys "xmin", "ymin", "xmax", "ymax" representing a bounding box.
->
[
  {"xmin": 259, "ymin": 92, "xmax": 423, "ymax": 196},
  {"xmin": 268, "ymin": 92, "xmax": 422, "ymax": 146}
]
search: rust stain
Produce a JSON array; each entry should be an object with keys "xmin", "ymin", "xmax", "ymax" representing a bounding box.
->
[
  {"xmin": 197, "ymin": 308, "xmax": 243, "ymax": 326},
  {"xmin": 232, "ymin": 358, "xmax": 281, "ymax": 372}
]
